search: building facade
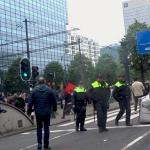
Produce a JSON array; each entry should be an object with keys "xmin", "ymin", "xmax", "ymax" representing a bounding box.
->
[
  {"xmin": 0, "ymin": 0, "xmax": 68, "ymax": 71},
  {"xmin": 122, "ymin": 0, "xmax": 150, "ymax": 32},
  {"xmin": 66, "ymin": 34, "xmax": 100, "ymax": 65},
  {"xmin": 100, "ymin": 44, "xmax": 120, "ymax": 60}
]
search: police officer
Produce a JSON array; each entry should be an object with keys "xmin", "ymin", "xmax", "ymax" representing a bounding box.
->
[
  {"xmin": 90, "ymin": 75, "xmax": 110, "ymax": 133},
  {"xmin": 73, "ymin": 81, "xmax": 88, "ymax": 131},
  {"xmin": 112, "ymin": 75, "xmax": 132, "ymax": 126}
]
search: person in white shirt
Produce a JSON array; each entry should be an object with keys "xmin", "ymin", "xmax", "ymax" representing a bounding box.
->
[{"xmin": 131, "ymin": 78, "xmax": 145, "ymax": 113}]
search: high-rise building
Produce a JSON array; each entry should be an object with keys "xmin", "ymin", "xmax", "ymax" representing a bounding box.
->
[
  {"xmin": 122, "ymin": 0, "xmax": 150, "ymax": 32},
  {"xmin": 100, "ymin": 44, "xmax": 120, "ymax": 60},
  {"xmin": 66, "ymin": 34, "xmax": 100, "ymax": 65},
  {"xmin": 0, "ymin": 0, "xmax": 68, "ymax": 71}
]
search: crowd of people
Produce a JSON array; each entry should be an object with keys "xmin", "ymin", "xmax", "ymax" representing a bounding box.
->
[{"xmin": 0, "ymin": 75, "xmax": 149, "ymax": 150}]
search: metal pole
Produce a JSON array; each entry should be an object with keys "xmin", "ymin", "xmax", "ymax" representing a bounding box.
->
[
  {"xmin": 140, "ymin": 56, "xmax": 144, "ymax": 83},
  {"xmin": 78, "ymin": 38, "xmax": 84, "ymax": 82},
  {"xmin": 24, "ymin": 19, "xmax": 30, "ymax": 59}
]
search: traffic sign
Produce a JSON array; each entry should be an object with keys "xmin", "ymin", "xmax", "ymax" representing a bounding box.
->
[{"xmin": 136, "ymin": 30, "xmax": 150, "ymax": 54}]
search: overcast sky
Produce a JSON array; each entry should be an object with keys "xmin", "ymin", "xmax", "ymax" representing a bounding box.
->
[{"xmin": 67, "ymin": 0, "xmax": 125, "ymax": 46}]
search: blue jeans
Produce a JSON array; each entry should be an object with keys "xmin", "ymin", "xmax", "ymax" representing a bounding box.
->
[{"xmin": 36, "ymin": 115, "xmax": 50, "ymax": 147}]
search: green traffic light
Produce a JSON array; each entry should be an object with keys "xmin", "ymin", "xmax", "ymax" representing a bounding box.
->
[{"xmin": 23, "ymin": 73, "xmax": 28, "ymax": 77}]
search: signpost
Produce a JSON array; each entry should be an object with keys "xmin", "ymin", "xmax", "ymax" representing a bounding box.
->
[
  {"xmin": 136, "ymin": 30, "xmax": 150, "ymax": 54},
  {"xmin": 136, "ymin": 30, "xmax": 150, "ymax": 82}
]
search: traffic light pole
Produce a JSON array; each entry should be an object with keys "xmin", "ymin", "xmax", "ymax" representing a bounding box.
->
[{"xmin": 23, "ymin": 19, "xmax": 30, "ymax": 59}]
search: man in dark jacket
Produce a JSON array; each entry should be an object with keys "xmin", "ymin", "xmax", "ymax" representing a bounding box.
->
[
  {"xmin": 112, "ymin": 75, "xmax": 131, "ymax": 126},
  {"xmin": 73, "ymin": 81, "xmax": 88, "ymax": 131},
  {"xmin": 90, "ymin": 75, "xmax": 110, "ymax": 133},
  {"xmin": 27, "ymin": 77, "xmax": 57, "ymax": 150}
]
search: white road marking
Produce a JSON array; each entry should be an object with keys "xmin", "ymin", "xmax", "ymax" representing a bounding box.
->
[
  {"xmin": 121, "ymin": 130, "xmax": 150, "ymax": 150},
  {"xmin": 85, "ymin": 108, "xmax": 138, "ymax": 125},
  {"xmin": 59, "ymin": 106, "xmax": 135, "ymax": 127},
  {"xmin": 21, "ymin": 132, "xmax": 31, "ymax": 135},
  {"xmin": 20, "ymin": 131, "xmax": 74, "ymax": 150},
  {"xmin": 120, "ymin": 113, "xmax": 139, "ymax": 122},
  {"xmin": 21, "ymin": 106, "xmax": 139, "ymax": 136}
]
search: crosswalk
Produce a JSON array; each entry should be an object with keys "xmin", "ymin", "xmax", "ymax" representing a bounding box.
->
[{"xmin": 58, "ymin": 105, "xmax": 139, "ymax": 127}]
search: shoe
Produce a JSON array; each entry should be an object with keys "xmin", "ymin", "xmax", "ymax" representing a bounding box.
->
[
  {"xmin": 126, "ymin": 123, "xmax": 132, "ymax": 126},
  {"xmin": 80, "ymin": 127, "xmax": 87, "ymax": 131},
  {"xmin": 76, "ymin": 126, "xmax": 79, "ymax": 131},
  {"xmin": 37, "ymin": 144, "xmax": 42, "ymax": 150},
  {"xmin": 103, "ymin": 128, "xmax": 109, "ymax": 132},
  {"xmin": 134, "ymin": 111, "xmax": 138, "ymax": 114},
  {"xmin": 115, "ymin": 120, "xmax": 119, "ymax": 126}
]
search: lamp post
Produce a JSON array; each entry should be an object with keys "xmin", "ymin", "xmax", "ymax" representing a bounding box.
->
[{"xmin": 77, "ymin": 37, "xmax": 85, "ymax": 82}]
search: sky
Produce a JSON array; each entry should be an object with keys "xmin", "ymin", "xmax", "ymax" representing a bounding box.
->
[{"xmin": 67, "ymin": 0, "xmax": 125, "ymax": 46}]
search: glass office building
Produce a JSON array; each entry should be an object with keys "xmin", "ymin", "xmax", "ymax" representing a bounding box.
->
[{"xmin": 0, "ymin": 0, "xmax": 68, "ymax": 71}]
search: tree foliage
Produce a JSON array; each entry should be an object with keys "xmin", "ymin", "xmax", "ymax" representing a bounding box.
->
[
  {"xmin": 44, "ymin": 61, "xmax": 64, "ymax": 84},
  {"xmin": 68, "ymin": 53, "xmax": 94, "ymax": 86},
  {"xmin": 4, "ymin": 57, "xmax": 29, "ymax": 93},
  {"xmin": 95, "ymin": 54, "xmax": 120, "ymax": 84}
]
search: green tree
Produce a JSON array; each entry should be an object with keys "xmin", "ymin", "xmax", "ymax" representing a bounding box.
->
[
  {"xmin": 119, "ymin": 20, "xmax": 150, "ymax": 81},
  {"xmin": 4, "ymin": 57, "xmax": 29, "ymax": 93},
  {"xmin": 44, "ymin": 61, "xmax": 64, "ymax": 84},
  {"xmin": 95, "ymin": 54, "xmax": 119, "ymax": 84},
  {"xmin": 68, "ymin": 53, "xmax": 94, "ymax": 86}
]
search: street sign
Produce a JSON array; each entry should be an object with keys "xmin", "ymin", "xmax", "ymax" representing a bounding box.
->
[{"xmin": 136, "ymin": 30, "xmax": 150, "ymax": 54}]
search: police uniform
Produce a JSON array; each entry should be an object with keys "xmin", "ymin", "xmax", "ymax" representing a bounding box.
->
[
  {"xmin": 91, "ymin": 80, "xmax": 110, "ymax": 132},
  {"xmin": 73, "ymin": 86, "xmax": 88, "ymax": 131},
  {"xmin": 112, "ymin": 80, "xmax": 131, "ymax": 126}
]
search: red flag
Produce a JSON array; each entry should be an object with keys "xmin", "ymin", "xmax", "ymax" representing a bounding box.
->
[{"xmin": 64, "ymin": 82, "xmax": 76, "ymax": 94}]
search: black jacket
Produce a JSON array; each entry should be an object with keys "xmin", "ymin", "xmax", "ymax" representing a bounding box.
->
[
  {"xmin": 28, "ymin": 84, "xmax": 57, "ymax": 116},
  {"xmin": 112, "ymin": 81, "xmax": 131, "ymax": 102},
  {"xmin": 73, "ymin": 91, "xmax": 88, "ymax": 106},
  {"xmin": 90, "ymin": 81, "xmax": 110, "ymax": 104}
]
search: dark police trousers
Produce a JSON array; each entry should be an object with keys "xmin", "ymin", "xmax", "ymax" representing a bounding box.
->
[
  {"xmin": 116, "ymin": 98, "xmax": 131, "ymax": 124},
  {"xmin": 96, "ymin": 102, "xmax": 107, "ymax": 130},
  {"xmin": 36, "ymin": 115, "xmax": 50, "ymax": 147},
  {"xmin": 75, "ymin": 105, "xmax": 86, "ymax": 129}
]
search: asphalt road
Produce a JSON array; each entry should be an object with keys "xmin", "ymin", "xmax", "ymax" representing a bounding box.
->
[{"xmin": 1, "ymin": 105, "xmax": 150, "ymax": 150}]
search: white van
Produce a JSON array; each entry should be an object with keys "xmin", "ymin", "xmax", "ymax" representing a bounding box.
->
[{"xmin": 139, "ymin": 94, "xmax": 150, "ymax": 123}]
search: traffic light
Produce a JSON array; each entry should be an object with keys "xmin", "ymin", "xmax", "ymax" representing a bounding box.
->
[
  {"xmin": 20, "ymin": 58, "xmax": 31, "ymax": 81},
  {"xmin": 32, "ymin": 66, "xmax": 39, "ymax": 81}
]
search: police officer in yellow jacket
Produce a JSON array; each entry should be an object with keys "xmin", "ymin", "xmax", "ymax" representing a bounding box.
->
[
  {"xmin": 112, "ymin": 75, "xmax": 132, "ymax": 126},
  {"xmin": 90, "ymin": 75, "xmax": 110, "ymax": 133},
  {"xmin": 73, "ymin": 81, "xmax": 88, "ymax": 131}
]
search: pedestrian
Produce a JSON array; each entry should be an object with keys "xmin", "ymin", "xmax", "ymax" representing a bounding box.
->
[
  {"xmin": 131, "ymin": 77, "xmax": 145, "ymax": 113},
  {"xmin": 73, "ymin": 81, "xmax": 88, "ymax": 131},
  {"xmin": 90, "ymin": 75, "xmax": 110, "ymax": 133},
  {"xmin": 112, "ymin": 75, "xmax": 132, "ymax": 126},
  {"xmin": 15, "ymin": 96, "xmax": 26, "ymax": 112},
  {"xmin": 144, "ymin": 80, "xmax": 150, "ymax": 96},
  {"xmin": 27, "ymin": 77, "xmax": 57, "ymax": 150},
  {"xmin": 61, "ymin": 82, "xmax": 76, "ymax": 119}
]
